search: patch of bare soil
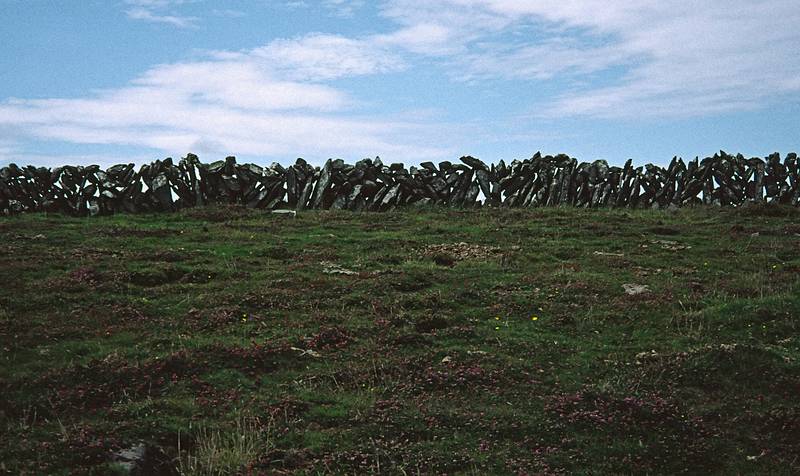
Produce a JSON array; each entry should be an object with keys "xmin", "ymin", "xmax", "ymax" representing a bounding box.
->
[
  {"xmin": 99, "ymin": 226, "xmax": 181, "ymax": 238},
  {"xmin": 732, "ymin": 203, "xmax": 800, "ymax": 218},
  {"xmin": 419, "ymin": 242, "xmax": 510, "ymax": 263},
  {"xmin": 182, "ymin": 204, "xmax": 255, "ymax": 222}
]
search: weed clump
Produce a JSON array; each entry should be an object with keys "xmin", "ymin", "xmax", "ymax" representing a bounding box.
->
[{"xmin": 178, "ymin": 415, "xmax": 271, "ymax": 476}]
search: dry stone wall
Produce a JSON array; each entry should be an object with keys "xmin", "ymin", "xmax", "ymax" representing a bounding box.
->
[{"xmin": 1, "ymin": 151, "xmax": 798, "ymax": 216}]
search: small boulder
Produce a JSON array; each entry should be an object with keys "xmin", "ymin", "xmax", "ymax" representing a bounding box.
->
[
  {"xmin": 622, "ymin": 283, "xmax": 650, "ymax": 296},
  {"xmin": 111, "ymin": 443, "xmax": 149, "ymax": 474}
]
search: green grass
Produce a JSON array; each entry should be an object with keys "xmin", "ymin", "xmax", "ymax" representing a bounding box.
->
[{"xmin": 1, "ymin": 204, "xmax": 799, "ymax": 474}]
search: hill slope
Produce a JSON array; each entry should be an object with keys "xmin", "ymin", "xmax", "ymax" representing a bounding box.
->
[{"xmin": 1, "ymin": 206, "xmax": 799, "ymax": 474}]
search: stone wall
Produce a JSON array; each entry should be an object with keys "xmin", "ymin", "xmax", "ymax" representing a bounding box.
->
[{"xmin": 1, "ymin": 151, "xmax": 798, "ymax": 215}]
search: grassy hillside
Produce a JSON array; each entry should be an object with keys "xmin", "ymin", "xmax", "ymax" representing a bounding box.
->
[{"xmin": 1, "ymin": 205, "xmax": 799, "ymax": 475}]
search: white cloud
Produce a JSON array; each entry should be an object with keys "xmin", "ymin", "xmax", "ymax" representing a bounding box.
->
[
  {"xmin": 124, "ymin": 0, "xmax": 198, "ymax": 28},
  {"xmin": 249, "ymin": 34, "xmax": 404, "ymax": 81},
  {"xmin": 133, "ymin": 61, "xmax": 349, "ymax": 110},
  {"xmin": 284, "ymin": 1, "xmax": 309, "ymax": 9},
  {"xmin": 117, "ymin": 0, "xmax": 800, "ymax": 118},
  {"xmin": 284, "ymin": 1, "xmax": 365, "ymax": 18},
  {"xmin": 457, "ymin": 39, "xmax": 638, "ymax": 82},
  {"xmin": 0, "ymin": 37, "xmax": 451, "ymax": 163},
  {"xmin": 6, "ymin": 0, "xmax": 800, "ymax": 168},
  {"xmin": 323, "ymin": 0, "xmax": 365, "ymax": 18},
  {"xmin": 0, "ymin": 95, "xmax": 450, "ymax": 163},
  {"xmin": 374, "ymin": 23, "xmax": 457, "ymax": 55},
  {"xmin": 378, "ymin": 0, "xmax": 800, "ymax": 118},
  {"xmin": 125, "ymin": 8, "xmax": 198, "ymax": 28}
]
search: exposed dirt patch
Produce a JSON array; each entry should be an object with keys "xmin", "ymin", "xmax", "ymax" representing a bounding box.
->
[
  {"xmin": 547, "ymin": 390, "xmax": 696, "ymax": 432},
  {"xmin": 648, "ymin": 226, "xmax": 681, "ymax": 235},
  {"xmin": 729, "ymin": 223, "xmax": 800, "ymax": 237},
  {"xmin": 69, "ymin": 266, "xmax": 101, "ymax": 287},
  {"xmin": 257, "ymin": 245, "xmax": 293, "ymax": 260},
  {"xmin": 143, "ymin": 249, "xmax": 191, "ymax": 262},
  {"xmin": 392, "ymin": 333, "xmax": 434, "ymax": 348},
  {"xmin": 211, "ymin": 342, "xmax": 298, "ymax": 375},
  {"xmin": 384, "ymin": 272, "xmax": 434, "ymax": 292},
  {"xmin": 303, "ymin": 326, "xmax": 352, "ymax": 350},
  {"xmin": 632, "ymin": 344, "xmax": 797, "ymax": 394},
  {"xmin": 69, "ymin": 247, "xmax": 125, "ymax": 261},
  {"xmin": 183, "ymin": 307, "xmax": 245, "ymax": 331},
  {"xmin": 581, "ymin": 222, "xmax": 628, "ymax": 237},
  {"xmin": 99, "ymin": 226, "xmax": 181, "ymax": 238},
  {"xmin": 178, "ymin": 268, "xmax": 215, "ymax": 284},
  {"xmin": 783, "ymin": 224, "xmax": 800, "ymax": 235},
  {"xmin": 729, "ymin": 224, "xmax": 763, "ymax": 237},
  {"xmin": 253, "ymin": 448, "xmax": 312, "ymax": 474},
  {"xmin": 32, "ymin": 342, "xmax": 302, "ymax": 411},
  {"xmin": 182, "ymin": 205, "xmax": 255, "ymax": 222},
  {"xmin": 545, "ymin": 389, "xmax": 713, "ymax": 472},
  {"xmin": 431, "ymin": 252, "xmax": 456, "ymax": 267},
  {"xmin": 69, "ymin": 303, "xmax": 150, "ymax": 336},
  {"xmin": 414, "ymin": 316, "xmax": 451, "ymax": 333},
  {"xmin": 129, "ymin": 265, "xmax": 186, "ymax": 286},
  {"xmin": 47, "ymin": 267, "xmax": 129, "ymax": 293},
  {"xmin": 36, "ymin": 424, "xmax": 125, "ymax": 474},
  {"xmin": 37, "ymin": 350, "xmax": 199, "ymax": 411},
  {"xmin": 239, "ymin": 289, "xmax": 298, "ymax": 312},
  {"xmin": 732, "ymin": 203, "xmax": 800, "ymax": 219},
  {"xmin": 419, "ymin": 242, "xmax": 507, "ymax": 262}
]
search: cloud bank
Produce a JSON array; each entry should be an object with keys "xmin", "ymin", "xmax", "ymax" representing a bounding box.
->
[{"xmin": 1, "ymin": 0, "xmax": 799, "ymax": 165}]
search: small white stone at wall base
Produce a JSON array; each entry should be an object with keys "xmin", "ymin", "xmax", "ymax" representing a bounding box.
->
[{"xmin": 272, "ymin": 209, "xmax": 297, "ymax": 217}]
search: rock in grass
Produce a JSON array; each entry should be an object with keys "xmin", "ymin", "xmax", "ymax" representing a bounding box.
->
[
  {"xmin": 272, "ymin": 209, "xmax": 297, "ymax": 217},
  {"xmin": 321, "ymin": 261, "xmax": 357, "ymax": 276},
  {"xmin": 111, "ymin": 443, "xmax": 148, "ymax": 474},
  {"xmin": 623, "ymin": 283, "xmax": 650, "ymax": 295}
]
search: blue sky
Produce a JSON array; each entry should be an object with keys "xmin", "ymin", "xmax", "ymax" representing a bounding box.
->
[{"xmin": 1, "ymin": 0, "xmax": 799, "ymax": 168}]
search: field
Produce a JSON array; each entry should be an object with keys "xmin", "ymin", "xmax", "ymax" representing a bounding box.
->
[{"xmin": 1, "ymin": 205, "xmax": 799, "ymax": 475}]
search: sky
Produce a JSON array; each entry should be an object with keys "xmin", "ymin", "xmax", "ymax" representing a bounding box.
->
[{"xmin": 0, "ymin": 0, "xmax": 799, "ymax": 168}]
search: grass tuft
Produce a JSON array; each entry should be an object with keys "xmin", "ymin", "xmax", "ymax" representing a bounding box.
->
[{"xmin": 177, "ymin": 415, "xmax": 272, "ymax": 476}]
